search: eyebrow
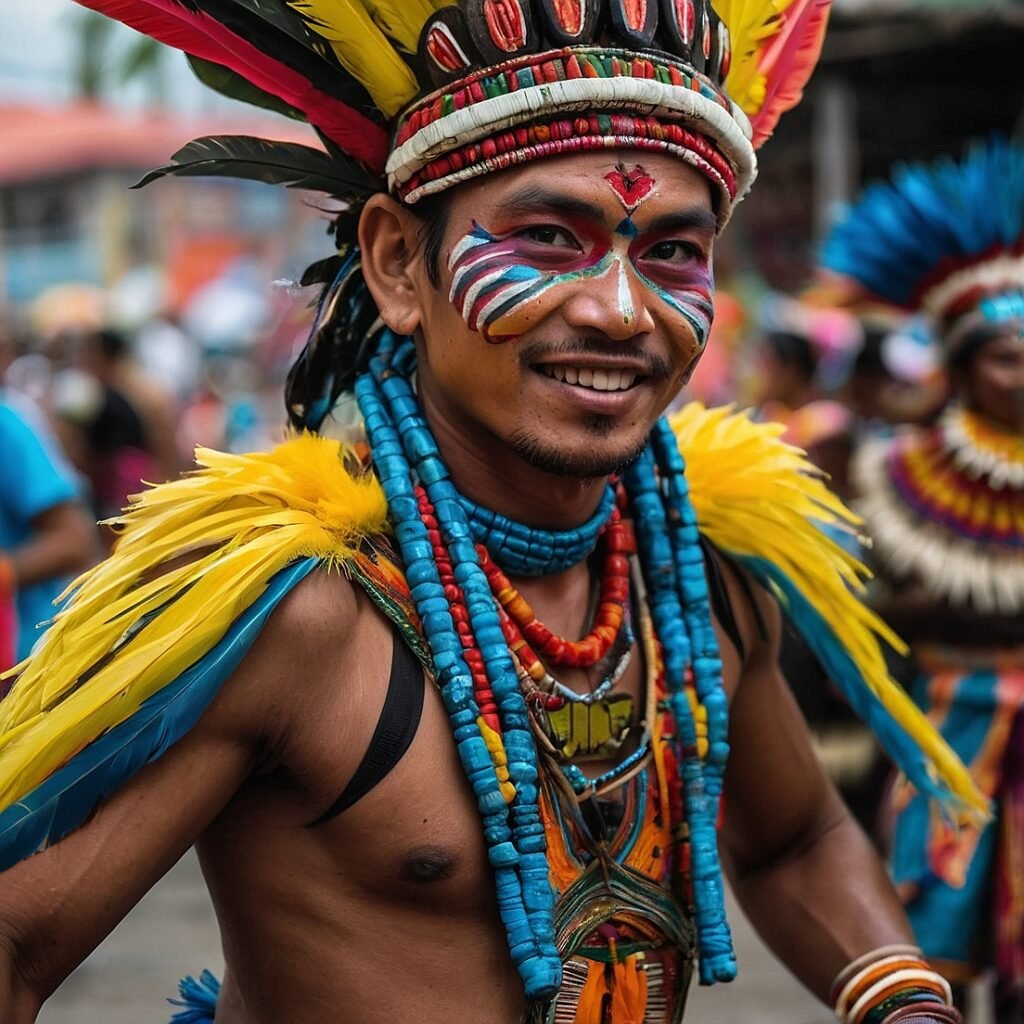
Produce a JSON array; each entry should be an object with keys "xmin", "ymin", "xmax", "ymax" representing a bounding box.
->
[
  {"xmin": 497, "ymin": 185, "xmax": 717, "ymax": 235},
  {"xmin": 498, "ymin": 185, "xmax": 606, "ymax": 222},
  {"xmin": 643, "ymin": 208, "xmax": 718, "ymax": 236}
]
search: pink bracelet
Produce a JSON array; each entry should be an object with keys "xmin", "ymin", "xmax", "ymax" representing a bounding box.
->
[{"xmin": 880, "ymin": 1007, "xmax": 963, "ymax": 1024}]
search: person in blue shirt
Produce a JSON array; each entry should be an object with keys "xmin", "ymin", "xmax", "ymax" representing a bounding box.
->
[{"xmin": 0, "ymin": 391, "xmax": 96, "ymax": 664}]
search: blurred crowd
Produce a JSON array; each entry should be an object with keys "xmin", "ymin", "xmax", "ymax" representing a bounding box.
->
[{"xmin": 0, "ymin": 264, "xmax": 315, "ymax": 668}]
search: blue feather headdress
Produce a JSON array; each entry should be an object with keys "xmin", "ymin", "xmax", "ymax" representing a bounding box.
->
[{"xmin": 821, "ymin": 137, "xmax": 1024, "ymax": 353}]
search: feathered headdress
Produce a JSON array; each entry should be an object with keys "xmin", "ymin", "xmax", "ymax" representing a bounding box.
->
[
  {"xmin": 78, "ymin": 0, "xmax": 830, "ymax": 218},
  {"xmin": 821, "ymin": 137, "xmax": 1024, "ymax": 354}
]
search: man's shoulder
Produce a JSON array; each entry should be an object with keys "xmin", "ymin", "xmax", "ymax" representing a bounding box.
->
[{"xmin": 263, "ymin": 565, "xmax": 361, "ymax": 650}]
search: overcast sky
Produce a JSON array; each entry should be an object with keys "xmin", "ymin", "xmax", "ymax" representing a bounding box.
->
[{"xmin": 1, "ymin": 1, "xmax": 212, "ymax": 109}]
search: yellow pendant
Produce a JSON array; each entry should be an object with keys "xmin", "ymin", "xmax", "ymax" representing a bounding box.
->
[{"xmin": 544, "ymin": 695, "xmax": 634, "ymax": 760}]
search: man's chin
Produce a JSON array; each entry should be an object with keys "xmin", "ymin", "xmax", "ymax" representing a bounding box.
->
[{"xmin": 507, "ymin": 426, "xmax": 649, "ymax": 479}]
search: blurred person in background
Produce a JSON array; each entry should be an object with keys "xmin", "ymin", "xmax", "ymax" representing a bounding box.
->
[
  {"xmin": 825, "ymin": 138, "xmax": 1024, "ymax": 1023},
  {"xmin": 0, "ymin": 389, "xmax": 96, "ymax": 670},
  {"xmin": 752, "ymin": 296, "xmax": 859, "ymax": 496},
  {"xmin": 48, "ymin": 327, "xmax": 165, "ymax": 533}
]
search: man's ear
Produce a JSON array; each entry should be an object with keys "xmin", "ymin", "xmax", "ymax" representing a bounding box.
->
[{"xmin": 358, "ymin": 193, "xmax": 428, "ymax": 336}]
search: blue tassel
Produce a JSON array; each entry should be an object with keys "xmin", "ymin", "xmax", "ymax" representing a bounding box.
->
[
  {"xmin": 0, "ymin": 558, "xmax": 318, "ymax": 871},
  {"xmin": 168, "ymin": 969, "xmax": 221, "ymax": 1023}
]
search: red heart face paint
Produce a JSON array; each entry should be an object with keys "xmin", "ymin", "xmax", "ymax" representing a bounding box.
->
[{"xmin": 605, "ymin": 164, "xmax": 657, "ymax": 214}]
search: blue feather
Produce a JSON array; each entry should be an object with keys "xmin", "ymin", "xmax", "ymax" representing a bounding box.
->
[
  {"xmin": 822, "ymin": 137, "xmax": 1024, "ymax": 309},
  {"xmin": 0, "ymin": 558, "xmax": 318, "ymax": 872},
  {"xmin": 168, "ymin": 969, "xmax": 220, "ymax": 1024},
  {"xmin": 736, "ymin": 555, "xmax": 956, "ymax": 807}
]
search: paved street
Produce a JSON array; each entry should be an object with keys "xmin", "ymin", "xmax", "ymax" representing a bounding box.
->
[{"xmin": 39, "ymin": 850, "xmax": 991, "ymax": 1023}]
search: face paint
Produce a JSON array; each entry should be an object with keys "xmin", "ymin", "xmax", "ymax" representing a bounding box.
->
[
  {"xmin": 449, "ymin": 221, "xmax": 616, "ymax": 341},
  {"xmin": 447, "ymin": 214, "xmax": 714, "ymax": 348},
  {"xmin": 605, "ymin": 164, "xmax": 657, "ymax": 214}
]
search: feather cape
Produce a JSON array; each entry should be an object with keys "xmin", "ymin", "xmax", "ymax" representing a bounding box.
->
[{"xmin": 0, "ymin": 407, "xmax": 985, "ymax": 869}]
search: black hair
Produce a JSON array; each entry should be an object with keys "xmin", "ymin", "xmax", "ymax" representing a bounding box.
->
[
  {"xmin": 412, "ymin": 190, "xmax": 453, "ymax": 289},
  {"xmin": 765, "ymin": 330, "xmax": 817, "ymax": 383},
  {"xmin": 96, "ymin": 327, "xmax": 128, "ymax": 360}
]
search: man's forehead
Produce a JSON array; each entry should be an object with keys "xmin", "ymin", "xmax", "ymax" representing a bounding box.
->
[{"xmin": 458, "ymin": 153, "xmax": 716, "ymax": 223}]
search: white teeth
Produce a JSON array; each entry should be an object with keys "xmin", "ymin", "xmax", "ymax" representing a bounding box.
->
[{"xmin": 543, "ymin": 366, "xmax": 639, "ymax": 391}]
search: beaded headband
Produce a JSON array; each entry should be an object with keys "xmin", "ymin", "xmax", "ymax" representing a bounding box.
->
[
  {"xmin": 822, "ymin": 138, "xmax": 1024, "ymax": 355},
  {"xmin": 81, "ymin": 0, "xmax": 831, "ymax": 231}
]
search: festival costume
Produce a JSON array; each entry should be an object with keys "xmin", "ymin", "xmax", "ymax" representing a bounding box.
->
[
  {"xmin": 824, "ymin": 140, "xmax": 1024, "ymax": 1005},
  {"xmin": 0, "ymin": 2, "xmax": 981, "ymax": 1022}
]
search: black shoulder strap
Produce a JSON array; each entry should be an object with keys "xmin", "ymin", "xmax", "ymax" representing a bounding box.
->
[{"xmin": 310, "ymin": 627, "xmax": 425, "ymax": 825}]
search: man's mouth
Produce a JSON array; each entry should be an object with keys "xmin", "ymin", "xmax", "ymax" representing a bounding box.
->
[{"xmin": 536, "ymin": 365, "xmax": 642, "ymax": 392}]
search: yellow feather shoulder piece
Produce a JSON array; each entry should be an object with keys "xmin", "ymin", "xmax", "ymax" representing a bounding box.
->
[
  {"xmin": 671, "ymin": 402, "xmax": 987, "ymax": 819},
  {"xmin": 0, "ymin": 434, "xmax": 388, "ymax": 809}
]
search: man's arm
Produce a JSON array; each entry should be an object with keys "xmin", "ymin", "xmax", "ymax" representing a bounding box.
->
[
  {"xmin": 719, "ymin": 578, "xmax": 913, "ymax": 1002},
  {"xmin": 5, "ymin": 501, "xmax": 97, "ymax": 588},
  {"xmin": 0, "ymin": 567, "xmax": 356, "ymax": 1020}
]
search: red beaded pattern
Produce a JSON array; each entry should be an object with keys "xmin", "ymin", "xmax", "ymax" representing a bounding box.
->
[{"xmin": 399, "ymin": 112, "xmax": 737, "ymax": 202}]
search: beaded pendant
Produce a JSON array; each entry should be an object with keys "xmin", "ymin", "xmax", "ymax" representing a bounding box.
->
[{"xmin": 541, "ymin": 693, "xmax": 634, "ymax": 760}]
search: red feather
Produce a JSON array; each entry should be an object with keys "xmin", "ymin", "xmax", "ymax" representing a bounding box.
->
[
  {"xmin": 75, "ymin": 0, "xmax": 389, "ymax": 171},
  {"xmin": 748, "ymin": 0, "xmax": 830, "ymax": 150}
]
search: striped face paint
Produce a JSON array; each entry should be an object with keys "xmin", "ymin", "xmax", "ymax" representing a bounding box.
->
[{"xmin": 447, "ymin": 215, "xmax": 714, "ymax": 351}]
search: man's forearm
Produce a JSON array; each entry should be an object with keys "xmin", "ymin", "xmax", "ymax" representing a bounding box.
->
[{"xmin": 729, "ymin": 811, "xmax": 912, "ymax": 1004}]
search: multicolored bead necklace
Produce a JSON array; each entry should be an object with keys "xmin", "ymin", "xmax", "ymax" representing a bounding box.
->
[{"xmin": 354, "ymin": 329, "xmax": 735, "ymax": 1005}]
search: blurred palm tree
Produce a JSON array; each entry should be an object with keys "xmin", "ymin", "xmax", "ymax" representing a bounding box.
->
[{"xmin": 72, "ymin": 10, "xmax": 169, "ymax": 102}]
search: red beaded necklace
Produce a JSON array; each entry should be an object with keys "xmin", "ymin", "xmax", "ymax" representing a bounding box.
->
[{"xmin": 478, "ymin": 507, "xmax": 635, "ymax": 669}]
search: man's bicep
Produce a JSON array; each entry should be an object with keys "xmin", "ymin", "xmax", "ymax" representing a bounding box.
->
[
  {"xmin": 0, "ymin": 709, "xmax": 252, "ymax": 1001},
  {"xmin": 720, "ymin": 591, "xmax": 845, "ymax": 876}
]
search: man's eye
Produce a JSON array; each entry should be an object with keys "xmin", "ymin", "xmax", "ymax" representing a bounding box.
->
[
  {"xmin": 646, "ymin": 240, "xmax": 704, "ymax": 262},
  {"xmin": 521, "ymin": 226, "xmax": 577, "ymax": 248}
]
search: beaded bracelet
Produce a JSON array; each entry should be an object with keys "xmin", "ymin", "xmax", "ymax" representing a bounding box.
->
[{"xmin": 830, "ymin": 947, "xmax": 955, "ymax": 1024}]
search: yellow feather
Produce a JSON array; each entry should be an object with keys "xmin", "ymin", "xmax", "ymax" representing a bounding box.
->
[
  {"xmin": 362, "ymin": 0, "xmax": 438, "ymax": 54},
  {"xmin": 289, "ymin": 0, "xmax": 419, "ymax": 116},
  {"xmin": 0, "ymin": 434, "xmax": 389, "ymax": 809},
  {"xmin": 672, "ymin": 402, "xmax": 988, "ymax": 819},
  {"xmin": 715, "ymin": 0, "xmax": 791, "ymax": 114}
]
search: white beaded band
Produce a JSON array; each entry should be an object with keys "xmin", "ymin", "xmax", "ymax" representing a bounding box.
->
[{"xmin": 387, "ymin": 75, "xmax": 757, "ymax": 227}]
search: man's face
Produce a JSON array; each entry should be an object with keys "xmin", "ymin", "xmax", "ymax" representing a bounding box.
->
[
  {"xmin": 963, "ymin": 331, "xmax": 1024, "ymax": 432},
  {"xmin": 411, "ymin": 150, "xmax": 716, "ymax": 478}
]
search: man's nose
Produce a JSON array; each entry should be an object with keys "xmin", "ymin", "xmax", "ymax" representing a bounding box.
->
[{"xmin": 560, "ymin": 259, "xmax": 656, "ymax": 341}]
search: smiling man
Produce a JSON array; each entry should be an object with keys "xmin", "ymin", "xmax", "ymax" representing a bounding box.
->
[{"xmin": 0, "ymin": 3, "xmax": 981, "ymax": 1024}]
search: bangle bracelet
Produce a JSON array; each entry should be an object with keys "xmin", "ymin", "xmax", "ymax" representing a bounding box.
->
[
  {"xmin": 830, "ymin": 946, "xmax": 924, "ymax": 1006},
  {"xmin": 832, "ymin": 949, "xmax": 954, "ymax": 1024},
  {"xmin": 880, "ymin": 1006, "xmax": 962, "ymax": 1024}
]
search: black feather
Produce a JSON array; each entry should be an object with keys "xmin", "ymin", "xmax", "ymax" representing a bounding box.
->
[{"xmin": 131, "ymin": 135, "xmax": 377, "ymax": 197}]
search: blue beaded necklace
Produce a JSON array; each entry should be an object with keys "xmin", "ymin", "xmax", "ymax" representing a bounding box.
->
[
  {"xmin": 459, "ymin": 484, "xmax": 617, "ymax": 576},
  {"xmin": 353, "ymin": 330, "xmax": 735, "ymax": 1003}
]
